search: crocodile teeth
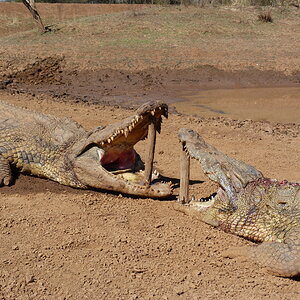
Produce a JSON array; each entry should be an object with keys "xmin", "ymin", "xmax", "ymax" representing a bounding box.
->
[
  {"xmin": 96, "ymin": 149, "xmax": 105, "ymax": 162},
  {"xmin": 153, "ymin": 169, "xmax": 159, "ymax": 176},
  {"xmin": 124, "ymin": 128, "xmax": 129, "ymax": 137},
  {"xmin": 184, "ymin": 149, "xmax": 190, "ymax": 157},
  {"xmin": 196, "ymin": 195, "xmax": 215, "ymax": 202},
  {"xmin": 129, "ymin": 125, "xmax": 133, "ymax": 132},
  {"xmin": 151, "ymin": 110, "xmax": 155, "ymax": 116},
  {"xmin": 151, "ymin": 169, "xmax": 160, "ymax": 180}
]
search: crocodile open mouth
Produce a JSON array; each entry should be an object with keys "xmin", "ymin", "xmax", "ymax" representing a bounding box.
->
[
  {"xmin": 98, "ymin": 103, "xmax": 167, "ymax": 182},
  {"xmin": 179, "ymin": 136, "xmax": 239, "ymax": 211},
  {"xmin": 177, "ymin": 128, "xmax": 232, "ymax": 210},
  {"xmin": 77, "ymin": 102, "xmax": 168, "ymax": 186},
  {"xmin": 179, "ymin": 139, "xmax": 219, "ymax": 210},
  {"xmin": 178, "ymin": 128, "xmax": 263, "ymax": 209}
]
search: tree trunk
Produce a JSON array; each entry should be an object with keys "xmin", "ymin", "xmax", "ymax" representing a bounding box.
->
[{"xmin": 22, "ymin": 0, "xmax": 47, "ymax": 33}]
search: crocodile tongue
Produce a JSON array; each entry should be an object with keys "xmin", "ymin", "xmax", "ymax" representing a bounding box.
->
[{"xmin": 99, "ymin": 147, "xmax": 137, "ymax": 172}]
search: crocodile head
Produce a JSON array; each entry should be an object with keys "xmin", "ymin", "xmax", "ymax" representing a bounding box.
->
[
  {"xmin": 69, "ymin": 101, "xmax": 172, "ymax": 198},
  {"xmin": 178, "ymin": 129, "xmax": 300, "ymax": 277},
  {"xmin": 178, "ymin": 128, "xmax": 263, "ymax": 225}
]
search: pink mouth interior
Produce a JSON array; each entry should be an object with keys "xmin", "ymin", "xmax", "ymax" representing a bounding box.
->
[{"xmin": 100, "ymin": 148, "xmax": 137, "ymax": 171}]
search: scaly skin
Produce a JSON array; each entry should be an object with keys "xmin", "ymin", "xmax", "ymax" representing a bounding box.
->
[
  {"xmin": 0, "ymin": 100, "xmax": 172, "ymax": 198},
  {"xmin": 178, "ymin": 128, "xmax": 300, "ymax": 277}
]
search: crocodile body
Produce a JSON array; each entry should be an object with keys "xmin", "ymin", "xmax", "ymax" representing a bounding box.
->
[
  {"xmin": 178, "ymin": 128, "xmax": 300, "ymax": 277},
  {"xmin": 0, "ymin": 100, "xmax": 172, "ymax": 198}
]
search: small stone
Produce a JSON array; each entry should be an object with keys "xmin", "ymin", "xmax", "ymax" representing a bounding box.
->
[
  {"xmin": 154, "ymin": 223, "xmax": 164, "ymax": 229},
  {"xmin": 26, "ymin": 274, "xmax": 36, "ymax": 284}
]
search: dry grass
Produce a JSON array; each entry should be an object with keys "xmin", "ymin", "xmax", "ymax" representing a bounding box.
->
[
  {"xmin": 258, "ymin": 10, "xmax": 273, "ymax": 22},
  {"xmin": 0, "ymin": 3, "xmax": 299, "ymax": 73}
]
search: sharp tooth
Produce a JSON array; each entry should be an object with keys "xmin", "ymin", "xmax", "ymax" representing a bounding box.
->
[
  {"xmin": 129, "ymin": 125, "xmax": 133, "ymax": 132},
  {"xmin": 96, "ymin": 149, "xmax": 105, "ymax": 162},
  {"xmin": 135, "ymin": 116, "xmax": 139, "ymax": 121},
  {"xmin": 124, "ymin": 128, "xmax": 129, "ymax": 137},
  {"xmin": 151, "ymin": 169, "xmax": 160, "ymax": 180},
  {"xmin": 151, "ymin": 110, "xmax": 155, "ymax": 116},
  {"xmin": 110, "ymin": 136, "xmax": 114, "ymax": 141},
  {"xmin": 107, "ymin": 138, "xmax": 111, "ymax": 143}
]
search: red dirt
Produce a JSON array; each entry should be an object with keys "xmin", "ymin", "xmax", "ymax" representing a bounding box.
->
[
  {"xmin": 1, "ymin": 91, "xmax": 300, "ymax": 300},
  {"xmin": 1, "ymin": 3, "xmax": 300, "ymax": 300}
]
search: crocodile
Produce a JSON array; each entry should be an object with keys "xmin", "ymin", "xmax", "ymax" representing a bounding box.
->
[
  {"xmin": 178, "ymin": 128, "xmax": 300, "ymax": 277},
  {"xmin": 0, "ymin": 100, "xmax": 172, "ymax": 198}
]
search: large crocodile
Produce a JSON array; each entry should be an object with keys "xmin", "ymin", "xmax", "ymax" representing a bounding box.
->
[
  {"xmin": 0, "ymin": 100, "xmax": 172, "ymax": 197},
  {"xmin": 178, "ymin": 128, "xmax": 300, "ymax": 277}
]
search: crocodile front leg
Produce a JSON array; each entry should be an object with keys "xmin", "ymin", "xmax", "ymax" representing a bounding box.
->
[
  {"xmin": 223, "ymin": 227, "xmax": 300, "ymax": 277},
  {"xmin": 0, "ymin": 154, "xmax": 12, "ymax": 186}
]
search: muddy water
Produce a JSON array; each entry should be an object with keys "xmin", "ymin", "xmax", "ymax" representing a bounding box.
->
[{"xmin": 174, "ymin": 87, "xmax": 300, "ymax": 123}]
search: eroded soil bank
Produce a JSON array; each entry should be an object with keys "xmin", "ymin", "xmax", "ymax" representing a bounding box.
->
[{"xmin": 1, "ymin": 58, "xmax": 300, "ymax": 109}]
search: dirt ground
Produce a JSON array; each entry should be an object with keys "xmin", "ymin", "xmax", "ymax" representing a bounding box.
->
[{"xmin": 0, "ymin": 3, "xmax": 300, "ymax": 300}]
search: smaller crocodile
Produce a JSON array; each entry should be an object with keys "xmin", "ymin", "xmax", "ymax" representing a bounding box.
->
[
  {"xmin": 178, "ymin": 128, "xmax": 300, "ymax": 277},
  {"xmin": 0, "ymin": 100, "xmax": 172, "ymax": 198}
]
